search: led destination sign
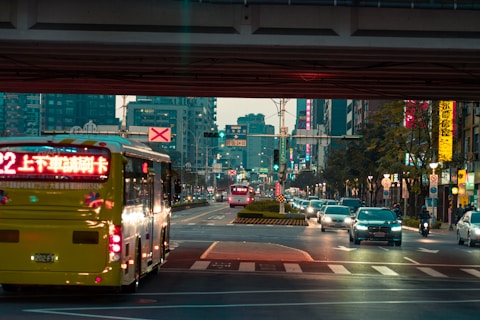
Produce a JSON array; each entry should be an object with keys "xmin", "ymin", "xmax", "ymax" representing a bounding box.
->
[{"xmin": 0, "ymin": 150, "xmax": 110, "ymax": 181}]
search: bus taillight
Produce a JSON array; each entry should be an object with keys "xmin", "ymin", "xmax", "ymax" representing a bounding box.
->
[{"xmin": 109, "ymin": 225, "xmax": 122, "ymax": 262}]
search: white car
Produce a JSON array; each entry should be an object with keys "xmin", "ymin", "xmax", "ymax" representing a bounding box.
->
[
  {"xmin": 457, "ymin": 210, "xmax": 480, "ymax": 247},
  {"xmin": 319, "ymin": 205, "xmax": 352, "ymax": 232}
]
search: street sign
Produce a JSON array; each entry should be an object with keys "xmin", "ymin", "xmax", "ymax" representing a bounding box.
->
[
  {"xmin": 383, "ymin": 190, "xmax": 390, "ymax": 199},
  {"xmin": 225, "ymin": 125, "xmax": 247, "ymax": 147},
  {"xmin": 280, "ymin": 137, "xmax": 286, "ymax": 163},
  {"xmin": 429, "ymin": 174, "xmax": 438, "ymax": 198},
  {"xmin": 212, "ymin": 163, "xmax": 222, "ymax": 173},
  {"xmin": 148, "ymin": 127, "xmax": 171, "ymax": 142}
]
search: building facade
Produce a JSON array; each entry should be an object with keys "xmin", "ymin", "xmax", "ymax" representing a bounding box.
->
[
  {"xmin": 126, "ymin": 96, "xmax": 218, "ymax": 188},
  {"xmin": 43, "ymin": 94, "xmax": 117, "ymax": 131}
]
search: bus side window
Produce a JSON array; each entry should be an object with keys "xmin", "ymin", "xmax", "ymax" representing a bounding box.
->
[
  {"xmin": 161, "ymin": 162, "xmax": 172, "ymax": 207},
  {"xmin": 153, "ymin": 162, "xmax": 164, "ymax": 211},
  {"xmin": 124, "ymin": 157, "xmax": 152, "ymax": 209}
]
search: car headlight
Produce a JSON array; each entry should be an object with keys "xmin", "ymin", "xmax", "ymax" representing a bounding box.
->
[
  {"xmin": 344, "ymin": 217, "xmax": 352, "ymax": 224},
  {"xmin": 391, "ymin": 225, "xmax": 402, "ymax": 232},
  {"xmin": 324, "ymin": 216, "xmax": 332, "ymax": 223},
  {"xmin": 356, "ymin": 225, "xmax": 368, "ymax": 231},
  {"xmin": 474, "ymin": 228, "xmax": 480, "ymax": 235}
]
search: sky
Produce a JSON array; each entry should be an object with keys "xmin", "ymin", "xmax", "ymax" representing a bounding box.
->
[
  {"xmin": 216, "ymin": 98, "xmax": 297, "ymax": 134},
  {"xmin": 116, "ymin": 96, "xmax": 297, "ymax": 134}
]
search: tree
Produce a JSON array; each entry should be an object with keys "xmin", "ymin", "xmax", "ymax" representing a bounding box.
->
[
  {"xmin": 360, "ymin": 100, "xmax": 438, "ymax": 215},
  {"xmin": 290, "ymin": 170, "xmax": 318, "ymax": 193},
  {"xmin": 322, "ymin": 100, "xmax": 438, "ymax": 215}
]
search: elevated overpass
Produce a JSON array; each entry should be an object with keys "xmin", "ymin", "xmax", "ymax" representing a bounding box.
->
[{"xmin": 1, "ymin": 0, "xmax": 480, "ymax": 99}]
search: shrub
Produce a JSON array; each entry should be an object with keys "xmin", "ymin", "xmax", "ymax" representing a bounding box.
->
[
  {"xmin": 245, "ymin": 200, "xmax": 296, "ymax": 213},
  {"xmin": 403, "ymin": 217, "xmax": 442, "ymax": 229},
  {"xmin": 238, "ymin": 200, "xmax": 304, "ymax": 220}
]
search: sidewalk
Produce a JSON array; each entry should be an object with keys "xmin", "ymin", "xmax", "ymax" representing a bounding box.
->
[{"xmin": 436, "ymin": 222, "xmax": 456, "ymax": 234}]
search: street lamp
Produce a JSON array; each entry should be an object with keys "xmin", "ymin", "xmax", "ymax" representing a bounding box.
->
[
  {"xmin": 429, "ymin": 162, "xmax": 439, "ymax": 222},
  {"xmin": 367, "ymin": 175, "xmax": 374, "ymax": 206},
  {"xmin": 382, "ymin": 174, "xmax": 392, "ymax": 207},
  {"xmin": 429, "ymin": 162, "xmax": 438, "ymax": 175}
]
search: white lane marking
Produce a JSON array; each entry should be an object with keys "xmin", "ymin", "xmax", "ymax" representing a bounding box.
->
[
  {"xmin": 404, "ymin": 257, "xmax": 421, "ymax": 264},
  {"xmin": 417, "ymin": 267, "xmax": 448, "ymax": 278},
  {"xmin": 334, "ymin": 246, "xmax": 357, "ymax": 252},
  {"xmin": 328, "ymin": 264, "xmax": 351, "ymax": 275},
  {"xmin": 239, "ymin": 262, "xmax": 256, "ymax": 272},
  {"xmin": 190, "ymin": 261, "xmax": 210, "ymax": 270},
  {"xmin": 417, "ymin": 247, "xmax": 439, "ymax": 253},
  {"xmin": 372, "ymin": 266, "xmax": 398, "ymax": 276},
  {"xmin": 461, "ymin": 268, "xmax": 480, "ymax": 278},
  {"xmin": 284, "ymin": 263, "xmax": 302, "ymax": 273},
  {"xmin": 181, "ymin": 207, "xmax": 226, "ymax": 222}
]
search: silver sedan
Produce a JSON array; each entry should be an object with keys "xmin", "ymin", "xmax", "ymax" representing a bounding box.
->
[
  {"xmin": 319, "ymin": 205, "xmax": 352, "ymax": 232},
  {"xmin": 457, "ymin": 210, "xmax": 480, "ymax": 247}
]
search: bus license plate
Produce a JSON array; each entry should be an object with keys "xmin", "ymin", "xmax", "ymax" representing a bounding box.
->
[{"xmin": 34, "ymin": 253, "xmax": 55, "ymax": 263}]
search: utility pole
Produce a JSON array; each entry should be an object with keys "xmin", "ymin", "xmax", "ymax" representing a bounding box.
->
[
  {"xmin": 272, "ymin": 98, "xmax": 290, "ymax": 214},
  {"xmin": 120, "ymin": 95, "xmax": 127, "ymax": 136}
]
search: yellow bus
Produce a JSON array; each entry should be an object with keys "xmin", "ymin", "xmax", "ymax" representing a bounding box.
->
[{"xmin": 0, "ymin": 134, "xmax": 172, "ymax": 292}]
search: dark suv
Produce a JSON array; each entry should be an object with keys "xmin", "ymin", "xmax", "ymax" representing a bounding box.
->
[{"xmin": 339, "ymin": 198, "xmax": 363, "ymax": 212}]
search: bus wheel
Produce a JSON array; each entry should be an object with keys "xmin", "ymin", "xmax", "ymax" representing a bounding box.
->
[
  {"xmin": 156, "ymin": 233, "xmax": 167, "ymax": 273},
  {"xmin": 122, "ymin": 245, "xmax": 141, "ymax": 293},
  {"xmin": 161, "ymin": 234, "xmax": 167, "ymax": 264}
]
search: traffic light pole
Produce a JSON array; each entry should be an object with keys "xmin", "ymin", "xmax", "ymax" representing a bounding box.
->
[{"xmin": 278, "ymin": 98, "xmax": 289, "ymax": 214}]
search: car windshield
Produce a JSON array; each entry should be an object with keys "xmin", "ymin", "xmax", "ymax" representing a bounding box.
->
[
  {"xmin": 471, "ymin": 212, "xmax": 480, "ymax": 223},
  {"xmin": 325, "ymin": 206, "xmax": 350, "ymax": 215},
  {"xmin": 341, "ymin": 199, "xmax": 362, "ymax": 207},
  {"xmin": 357, "ymin": 209, "xmax": 395, "ymax": 220},
  {"xmin": 309, "ymin": 201, "xmax": 324, "ymax": 209}
]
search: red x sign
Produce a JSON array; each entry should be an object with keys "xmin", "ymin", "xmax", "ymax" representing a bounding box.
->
[{"xmin": 148, "ymin": 127, "xmax": 171, "ymax": 142}]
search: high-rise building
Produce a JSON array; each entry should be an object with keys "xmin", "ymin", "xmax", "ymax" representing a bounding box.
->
[
  {"xmin": 237, "ymin": 113, "xmax": 275, "ymax": 170},
  {"xmin": 43, "ymin": 94, "xmax": 117, "ymax": 131},
  {"xmin": 293, "ymin": 98, "xmax": 329, "ymax": 172},
  {"xmin": 0, "ymin": 93, "xmax": 43, "ymax": 136}
]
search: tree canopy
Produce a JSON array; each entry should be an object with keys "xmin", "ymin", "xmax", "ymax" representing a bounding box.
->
[{"xmin": 322, "ymin": 100, "xmax": 438, "ymax": 215}]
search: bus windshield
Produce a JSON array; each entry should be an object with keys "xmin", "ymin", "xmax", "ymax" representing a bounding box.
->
[{"xmin": 231, "ymin": 185, "xmax": 249, "ymax": 195}]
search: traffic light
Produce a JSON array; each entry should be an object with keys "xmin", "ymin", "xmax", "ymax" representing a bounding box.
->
[
  {"xmin": 204, "ymin": 131, "xmax": 219, "ymax": 138},
  {"xmin": 174, "ymin": 179, "xmax": 181, "ymax": 194},
  {"xmin": 273, "ymin": 149, "xmax": 279, "ymax": 172}
]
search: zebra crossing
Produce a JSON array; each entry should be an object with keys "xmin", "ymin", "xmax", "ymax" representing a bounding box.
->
[{"xmin": 170, "ymin": 260, "xmax": 480, "ymax": 279}]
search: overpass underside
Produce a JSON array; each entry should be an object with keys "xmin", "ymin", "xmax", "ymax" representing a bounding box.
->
[{"xmin": 1, "ymin": 0, "xmax": 480, "ymax": 100}]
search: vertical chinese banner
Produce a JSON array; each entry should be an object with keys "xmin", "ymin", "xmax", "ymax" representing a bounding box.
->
[
  {"xmin": 458, "ymin": 169, "xmax": 468, "ymax": 206},
  {"xmin": 438, "ymin": 101, "xmax": 454, "ymax": 162}
]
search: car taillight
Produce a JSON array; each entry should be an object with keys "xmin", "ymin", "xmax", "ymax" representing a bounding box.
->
[{"xmin": 109, "ymin": 225, "xmax": 122, "ymax": 262}]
